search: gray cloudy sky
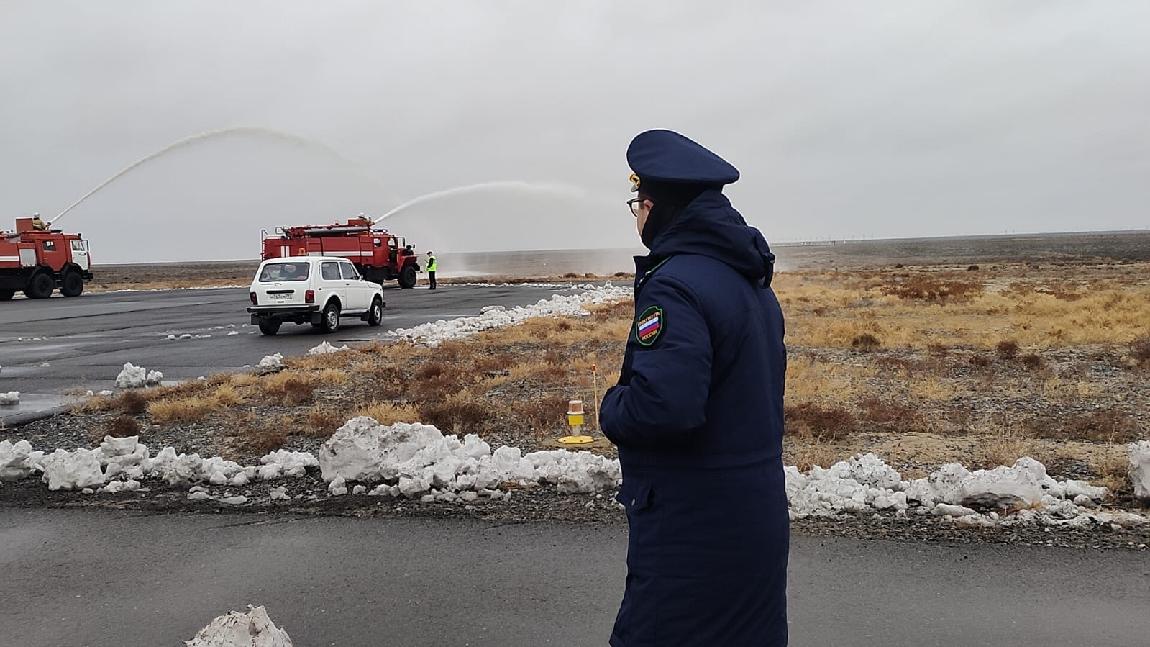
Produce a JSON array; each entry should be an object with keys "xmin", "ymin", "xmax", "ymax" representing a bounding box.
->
[{"xmin": 2, "ymin": 1, "xmax": 1148, "ymax": 263}]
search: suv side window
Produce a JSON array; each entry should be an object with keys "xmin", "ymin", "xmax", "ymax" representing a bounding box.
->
[
  {"xmin": 321, "ymin": 262, "xmax": 342, "ymax": 281},
  {"xmin": 340, "ymin": 263, "xmax": 360, "ymax": 280}
]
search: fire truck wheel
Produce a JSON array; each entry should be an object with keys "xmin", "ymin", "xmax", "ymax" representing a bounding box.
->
[
  {"xmin": 258, "ymin": 319, "xmax": 281, "ymax": 336},
  {"xmin": 399, "ymin": 265, "xmax": 417, "ymax": 289},
  {"xmin": 0, "ymin": 289, "xmax": 14, "ymax": 301},
  {"xmin": 61, "ymin": 271, "xmax": 85, "ymax": 297},
  {"xmin": 367, "ymin": 298, "xmax": 383, "ymax": 326},
  {"xmin": 319, "ymin": 301, "xmax": 341, "ymax": 333},
  {"xmin": 24, "ymin": 272, "xmax": 54, "ymax": 299}
]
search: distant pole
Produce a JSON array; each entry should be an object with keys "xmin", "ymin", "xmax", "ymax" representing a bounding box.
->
[{"xmin": 591, "ymin": 364, "xmax": 601, "ymax": 432}]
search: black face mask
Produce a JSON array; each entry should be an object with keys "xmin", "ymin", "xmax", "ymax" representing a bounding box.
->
[{"xmin": 638, "ymin": 181, "xmax": 709, "ymax": 249}]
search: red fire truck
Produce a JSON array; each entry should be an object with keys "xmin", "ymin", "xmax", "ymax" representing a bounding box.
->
[
  {"xmin": 261, "ymin": 217, "xmax": 421, "ymax": 289},
  {"xmin": 0, "ymin": 215, "xmax": 93, "ymax": 300}
]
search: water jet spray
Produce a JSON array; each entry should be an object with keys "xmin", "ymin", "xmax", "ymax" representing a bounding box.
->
[
  {"xmin": 48, "ymin": 126, "xmax": 384, "ymax": 228},
  {"xmin": 372, "ymin": 181, "xmax": 586, "ymax": 225}
]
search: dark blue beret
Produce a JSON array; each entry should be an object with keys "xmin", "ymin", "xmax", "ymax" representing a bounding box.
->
[{"xmin": 626, "ymin": 129, "xmax": 739, "ymax": 191}]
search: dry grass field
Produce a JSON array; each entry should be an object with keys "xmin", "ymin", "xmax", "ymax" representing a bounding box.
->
[
  {"xmin": 85, "ymin": 261, "xmax": 256, "ymax": 293},
  {"xmin": 778, "ymin": 261, "xmax": 1149, "ymax": 491},
  {"xmin": 73, "ymin": 260, "xmax": 1149, "ymax": 496},
  {"xmin": 85, "ymin": 260, "xmax": 627, "ymax": 293}
]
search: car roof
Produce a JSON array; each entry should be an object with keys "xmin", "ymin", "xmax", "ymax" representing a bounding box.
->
[{"xmin": 263, "ymin": 256, "xmax": 354, "ymax": 265}]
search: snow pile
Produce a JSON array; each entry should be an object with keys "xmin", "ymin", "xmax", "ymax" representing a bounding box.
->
[
  {"xmin": 318, "ymin": 417, "xmax": 621, "ymax": 497},
  {"xmin": 98, "ymin": 435, "xmax": 150, "ymax": 480},
  {"xmin": 785, "ymin": 462, "xmax": 910, "ymax": 518},
  {"xmin": 143, "ymin": 447, "xmax": 220, "ymax": 485},
  {"xmin": 115, "ymin": 364, "xmax": 147, "ymax": 387},
  {"xmin": 186, "ymin": 605, "xmax": 293, "ymax": 647},
  {"xmin": 258, "ymin": 450, "xmax": 319, "ymax": 479},
  {"xmin": 135, "ymin": 444, "xmax": 316, "ymax": 488},
  {"xmin": 41, "ymin": 448, "xmax": 106, "ymax": 491},
  {"xmin": 388, "ymin": 284, "xmax": 631, "ymax": 346},
  {"xmin": 115, "ymin": 363, "xmax": 163, "ymax": 388},
  {"xmin": 901, "ymin": 459, "xmax": 1046, "ymax": 510},
  {"xmin": 256, "ymin": 353, "xmax": 284, "ymax": 374},
  {"xmin": 0, "ymin": 435, "xmax": 322, "ymax": 492},
  {"xmin": 786, "ymin": 453, "xmax": 1140, "ymax": 529},
  {"xmin": 0, "ymin": 391, "xmax": 19, "ymax": 406},
  {"xmin": 0, "ymin": 440, "xmax": 43, "ymax": 481},
  {"xmin": 525, "ymin": 449, "xmax": 622, "ymax": 493},
  {"xmin": 308, "ymin": 341, "xmax": 349, "ymax": 355},
  {"xmin": 4, "ymin": 426, "xmax": 1144, "ymax": 532},
  {"xmin": 1131, "ymin": 441, "xmax": 1150, "ymax": 500}
]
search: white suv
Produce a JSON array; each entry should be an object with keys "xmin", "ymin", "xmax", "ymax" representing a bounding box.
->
[{"xmin": 247, "ymin": 257, "xmax": 385, "ymax": 336}]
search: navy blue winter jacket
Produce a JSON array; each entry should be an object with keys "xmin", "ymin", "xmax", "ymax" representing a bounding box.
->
[{"xmin": 601, "ymin": 189, "xmax": 789, "ymax": 647}]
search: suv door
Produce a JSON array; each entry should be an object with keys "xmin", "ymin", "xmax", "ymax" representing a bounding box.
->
[
  {"xmin": 339, "ymin": 261, "xmax": 369, "ymax": 311},
  {"xmin": 319, "ymin": 261, "xmax": 347, "ymax": 311}
]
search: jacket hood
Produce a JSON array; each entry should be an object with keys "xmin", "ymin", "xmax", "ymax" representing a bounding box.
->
[{"xmin": 647, "ymin": 190, "xmax": 774, "ymax": 283}]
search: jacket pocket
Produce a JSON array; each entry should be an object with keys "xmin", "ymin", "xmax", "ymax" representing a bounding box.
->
[{"xmin": 616, "ymin": 479, "xmax": 653, "ymax": 514}]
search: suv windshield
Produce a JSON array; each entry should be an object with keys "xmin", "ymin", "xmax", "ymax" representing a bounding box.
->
[{"xmin": 259, "ymin": 262, "xmax": 310, "ymax": 282}]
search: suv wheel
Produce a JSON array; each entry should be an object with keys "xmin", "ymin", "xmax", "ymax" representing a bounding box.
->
[
  {"xmin": 319, "ymin": 301, "xmax": 341, "ymax": 333},
  {"xmin": 258, "ymin": 319, "xmax": 281, "ymax": 336},
  {"xmin": 367, "ymin": 297, "xmax": 383, "ymax": 327}
]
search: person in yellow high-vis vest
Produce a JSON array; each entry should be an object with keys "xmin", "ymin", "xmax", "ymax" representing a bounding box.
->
[{"xmin": 426, "ymin": 251, "xmax": 437, "ymax": 290}]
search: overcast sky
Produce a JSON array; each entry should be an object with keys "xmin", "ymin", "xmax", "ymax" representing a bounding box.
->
[{"xmin": 2, "ymin": 1, "xmax": 1148, "ymax": 262}]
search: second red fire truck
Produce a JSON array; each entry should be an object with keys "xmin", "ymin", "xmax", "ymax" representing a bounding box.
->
[{"xmin": 261, "ymin": 217, "xmax": 421, "ymax": 289}]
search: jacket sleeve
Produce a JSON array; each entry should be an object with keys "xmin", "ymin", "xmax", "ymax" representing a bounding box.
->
[{"xmin": 601, "ymin": 274, "xmax": 712, "ymax": 447}]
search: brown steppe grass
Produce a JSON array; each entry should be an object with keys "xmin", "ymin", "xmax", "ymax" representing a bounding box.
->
[{"xmin": 78, "ymin": 262, "xmax": 1149, "ymax": 495}]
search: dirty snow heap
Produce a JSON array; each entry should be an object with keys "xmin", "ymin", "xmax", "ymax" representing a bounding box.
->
[
  {"xmin": 1131, "ymin": 440, "xmax": 1150, "ymax": 501},
  {"xmin": 308, "ymin": 341, "xmax": 349, "ymax": 355},
  {"xmin": 186, "ymin": 605, "xmax": 292, "ymax": 647},
  {"xmin": 115, "ymin": 362, "xmax": 163, "ymax": 388},
  {"xmin": 318, "ymin": 417, "xmax": 621, "ymax": 499},
  {"xmin": 256, "ymin": 353, "xmax": 284, "ymax": 374},
  {"xmin": 388, "ymin": 284, "xmax": 630, "ymax": 346},
  {"xmin": 785, "ymin": 452, "xmax": 1146, "ymax": 530},
  {"xmin": 0, "ymin": 436, "xmax": 317, "ymax": 495}
]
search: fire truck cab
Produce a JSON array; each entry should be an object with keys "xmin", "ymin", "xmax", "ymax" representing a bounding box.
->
[
  {"xmin": 261, "ymin": 217, "xmax": 421, "ymax": 289},
  {"xmin": 0, "ymin": 216, "xmax": 93, "ymax": 300}
]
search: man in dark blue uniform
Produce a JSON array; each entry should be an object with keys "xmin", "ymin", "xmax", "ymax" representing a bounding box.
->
[{"xmin": 601, "ymin": 130, "xmax": 789, "ymax": 646}]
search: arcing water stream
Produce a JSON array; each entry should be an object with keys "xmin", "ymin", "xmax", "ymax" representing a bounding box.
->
[
  {"xmin": 42, "ymin": 127, "xmax": 594, "ymax": 260},
  {"xmin": 48, "ymin": 126, "xmax": 387, "ymax": 227},
  {"xmin": 372, "ymin": 181, "xmax": 586, "ymax": 224}
]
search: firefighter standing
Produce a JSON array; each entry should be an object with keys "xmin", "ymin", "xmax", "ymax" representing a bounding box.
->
[
  {"xmin": 600, "ymin": 130, "xmax": 789, "ymax": 646},
  {"xmin": 425, "ymin": 251, "xmax": 437, "ymax": 290}
]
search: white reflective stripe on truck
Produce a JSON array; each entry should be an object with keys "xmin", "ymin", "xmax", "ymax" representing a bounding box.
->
[{"xmin": 0, "ymin": 256, "xmax": 20, "ymax": 262}]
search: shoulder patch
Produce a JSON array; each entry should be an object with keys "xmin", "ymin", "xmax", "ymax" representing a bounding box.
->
[{"xmin": 635, "ymin": 305, "xmax": 665, "ymax": 346}]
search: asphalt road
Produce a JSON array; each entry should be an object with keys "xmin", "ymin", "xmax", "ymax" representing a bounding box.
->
[
  {"xmin": 0, "ymin": 284, "xmax": 569, "ymax": 416},
  {"xmin": 0, "ymin": 509, "xmax": 1146, "ymax": 647}
]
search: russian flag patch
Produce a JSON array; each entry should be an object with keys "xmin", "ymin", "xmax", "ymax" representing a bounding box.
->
[{"xmin": 635, "ymin": 305, "xmax": 664, "ymax": 346}]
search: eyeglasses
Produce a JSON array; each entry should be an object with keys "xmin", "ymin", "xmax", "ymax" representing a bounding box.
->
[{"xmin": 627, "ymin": 198, "xmax": 644, "ymax": 217}]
